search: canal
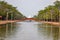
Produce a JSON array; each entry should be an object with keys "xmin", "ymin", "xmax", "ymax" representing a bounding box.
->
[{"xmin": 0, "ymin": 21, "xmax": 60, "ymax": 40}]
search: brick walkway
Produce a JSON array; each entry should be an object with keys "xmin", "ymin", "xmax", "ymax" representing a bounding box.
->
[
  {"xmin": 0, "ymin": 20, "xmax": 21, "ymax": 25},
  {"xmin": 39, "ymin": 21, "xmax": 60, "ymax": 26}
]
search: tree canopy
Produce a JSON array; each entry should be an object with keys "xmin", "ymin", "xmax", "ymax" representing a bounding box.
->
[
  {"xmin": 34, "ymin": 1, "xmax": 60, "ymax": 22},
  {"xmin": 0, "ymin": 1, "xmax": 25, "ymax": 20}
]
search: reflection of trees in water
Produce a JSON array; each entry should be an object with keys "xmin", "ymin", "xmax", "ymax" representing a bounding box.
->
[
  {"xmin": 0, "ymin": 23, "xmax": 18, "ymax": 39},
  {"xmin": 52, "ymin": 27, "xmax": 59, "ymax": 40},
  {"xmin": 37, "ymin": 24, "xmax": 60, "ymax": 40},
  {"xmin": 0, "ymin": 24, "xmax": 6, "ymax": 40},
  {"xmin": 37, "ymin": 24, "xmax": 51, "ymax": 36}
]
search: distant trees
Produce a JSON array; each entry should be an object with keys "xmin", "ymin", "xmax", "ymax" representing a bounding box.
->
[
  {"xmin": 0, "ymin": 1, "xmax": 25, "ymax": 20},
  {"xmin": 34, "ymin": 1, "xmax": 60, "ymax": 22}
]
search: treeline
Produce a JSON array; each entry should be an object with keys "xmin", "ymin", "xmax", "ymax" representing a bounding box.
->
[
  {"xmin": 34, "ymin": 1, "xmax": 60, "ymax": 22},
  {"xmin": 0, "ymin": 1, "xmax": 25, "ymax": 20}
]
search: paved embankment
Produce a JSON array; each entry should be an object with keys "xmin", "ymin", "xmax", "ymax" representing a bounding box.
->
[
  {"xmin": 38, "ymin": 21, "xmax": 60, "ymax": 26},
  {"xmin": 0, "ymin": 20, "xmax": 21, "ymax": 25}
]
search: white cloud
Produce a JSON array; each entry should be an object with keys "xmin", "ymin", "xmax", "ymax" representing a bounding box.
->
[{"xmin": 5, "ymin": 0, "xmax": 56, "ymax": 17}]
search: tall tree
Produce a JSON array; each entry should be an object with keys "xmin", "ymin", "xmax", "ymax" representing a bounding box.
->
[{"xmin": 0, "ymin": 1, "xmax": 25, "ymax": 20}]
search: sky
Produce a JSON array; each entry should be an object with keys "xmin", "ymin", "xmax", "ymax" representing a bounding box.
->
[{"xmin": 4, "ymin": 0, "xmax": 57, "ymax": 17}]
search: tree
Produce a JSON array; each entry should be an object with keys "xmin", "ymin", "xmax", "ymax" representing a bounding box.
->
[
  {"xmin": 0, "ymin": 1, "xmax": 25, "ymax": 20},
  {"xmin": 35, "ymin": 1, "xmax": 60, "ymax": 22}
]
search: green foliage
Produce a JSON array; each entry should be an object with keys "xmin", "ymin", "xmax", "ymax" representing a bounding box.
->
[
  {"xmin": 35, "ymin": 1, "xmax": 60, "ymax": 22},
  {"xmin": 0, "ymin": 1, "xmax": 25, "ymax": 20}
]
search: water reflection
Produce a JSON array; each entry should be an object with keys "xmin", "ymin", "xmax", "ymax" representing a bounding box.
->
[
  {"xmin": 0, "ymin": 23, "xmax": 17, "ymax": 40},
  {"xmin": 0, "ymin": 22, "xmax": 60, "ymax": 40},
  {"xmin": 37, "ymin": 24, "xmax": 60, "ymax": 40}
]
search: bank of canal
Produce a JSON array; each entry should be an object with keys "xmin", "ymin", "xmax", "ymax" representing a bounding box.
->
[
  {"xmin": 0, "ymin": 20, "xmax": 21, "ymax": 25},
  {"xmin": 0, "ymin": 21, "xmax": 60, "ymax": 40}
]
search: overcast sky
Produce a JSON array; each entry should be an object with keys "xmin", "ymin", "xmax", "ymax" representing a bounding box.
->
[{"xmin": 4, "ymin": 0, "xmax": 57, "ymax": 17}]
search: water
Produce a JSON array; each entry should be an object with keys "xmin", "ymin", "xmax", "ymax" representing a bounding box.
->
[{"xmin": 0, "ymin": 21, "xmax": 60, "ymax": 40}]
